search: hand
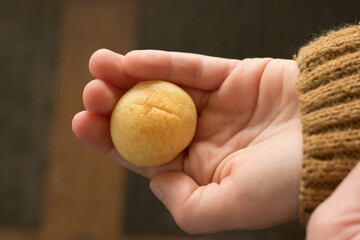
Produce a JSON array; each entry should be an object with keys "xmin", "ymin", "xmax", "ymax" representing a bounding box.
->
[
  {"xmin": 307, "ymin": 162, "xmax": 360, "ymax": 239},
  {"xmin": 72, "ymin": 49, "xmax": 303, "ymax": 234}
]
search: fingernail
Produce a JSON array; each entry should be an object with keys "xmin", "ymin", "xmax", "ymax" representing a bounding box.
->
[{"xmin": 150, "ymin": 182, "xmax": 163, "ymax": 202}]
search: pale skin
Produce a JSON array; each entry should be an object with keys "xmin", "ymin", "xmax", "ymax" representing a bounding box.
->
[
  {"xmin": 72, "ymin": 49, "xmax": 303, "ymax": 234},
  {"xmin": 307, "ymin": 162, "xmax": 360, "ymax": 239}
]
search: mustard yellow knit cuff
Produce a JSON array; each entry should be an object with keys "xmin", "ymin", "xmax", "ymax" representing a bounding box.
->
[{"xmin": 296, "ymin": 24, "xmax": 360, "ymax": 226}]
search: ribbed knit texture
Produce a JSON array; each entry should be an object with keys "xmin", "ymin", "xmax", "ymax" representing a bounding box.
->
[{"xmin": 296, "ymin": 24, "xmax": 360, "ymax": 226}]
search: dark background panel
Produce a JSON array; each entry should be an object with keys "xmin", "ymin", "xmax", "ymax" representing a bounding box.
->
[
  {"xmin": 137, "ymin": 0, "xmax": 359, "ymax": 59},
  {"xmin": 0, "ymin": 0, "xmax": 60, "ymax": 228}
]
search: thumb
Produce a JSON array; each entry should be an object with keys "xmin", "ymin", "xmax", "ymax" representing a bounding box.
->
[
  {"xmin": 150, "ymin": 172, "xmax": 244, "ymax": 234},
  {"xmin": 150, "ymin": 172, "xmax": 199, "ymax": 233},
  {"xmin": 307, "ymin": 162, "xmax": 360, "ymax": 239}
]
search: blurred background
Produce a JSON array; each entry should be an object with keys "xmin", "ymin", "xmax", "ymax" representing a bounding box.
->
[{"xmin": 0, "ymin": 0, "xmax": 359, "ymax": 239}]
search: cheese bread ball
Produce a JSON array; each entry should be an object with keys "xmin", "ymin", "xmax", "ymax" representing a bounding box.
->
[{"xmin": 110, "ymin": 80, "xmax": 197, "ymax": 166}]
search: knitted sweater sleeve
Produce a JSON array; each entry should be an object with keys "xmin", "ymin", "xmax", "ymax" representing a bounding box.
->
[{"xmin": 296, "ymin": 24, "xmax": 360, "ymax": 226}]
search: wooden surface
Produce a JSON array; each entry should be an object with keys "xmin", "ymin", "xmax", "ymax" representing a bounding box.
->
[
  {"xmin": 0, "ymin": 0, "xmax": 139, "ymax": 239},
  {"xmin": 40, "ymin": 1, "xmax": 136, "ymax": 239},
  {"xmin": 0, "ymin": 0, "xmax": 59, "ymax": 229}
]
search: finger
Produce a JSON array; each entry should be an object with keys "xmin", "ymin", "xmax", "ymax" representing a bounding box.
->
[
  {"xmin": 180, "ymin": 86, "xmax": 210, "ymax": 113},
  {"xmin": 85, "ymin": 74, "xmax": 210, "ymax": 115},
  {"xmin": 109, "ymin": 149, "xmax": 185, "ymax": 179},
  {"xmin": 307, "ymin": 162, "xmax": 360, "ymax": 239},
  {"xmin": 73, "ymin": 112, "xmax": 185, "ymax": 179},
  {"xmin": 83, "ymin": 79, "xmax": 124, "ymax": 117},
  {"xmin": 71, "ymin": 112, "xmax": 183, "ymax": 179},
  {"xmin": 150, "ymin": 173, "xmax": 250, "ymax": 234},
  {"xmin": 72, "ymin": 111, "xmax": 113, "ymax": 154},
  {"xmin": 123, "ymin": 50, "xmax": 240, "ymax": 91},
  {"xmin": 89, "ymin": 49, "xmax": 140, "ymax": 89}
]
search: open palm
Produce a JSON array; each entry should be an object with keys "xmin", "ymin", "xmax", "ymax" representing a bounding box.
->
[{"xmin": 72, "ymin": 49, "xmax": 302, "ymax": 234}]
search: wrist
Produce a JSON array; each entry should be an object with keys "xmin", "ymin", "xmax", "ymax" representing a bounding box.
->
[{"xmin": 295, "ymin": 23, "xmax": 360, "ymax": 226}]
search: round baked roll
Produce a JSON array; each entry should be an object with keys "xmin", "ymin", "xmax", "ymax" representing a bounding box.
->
[{"xmin": 110, "ymin": 80, "xmax": 197, "ymax": 166}]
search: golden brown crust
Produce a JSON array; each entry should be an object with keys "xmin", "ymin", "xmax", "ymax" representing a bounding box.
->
[{"xmin": 110, "ymin": 80, "xmax": 197, "ymax": 166}]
